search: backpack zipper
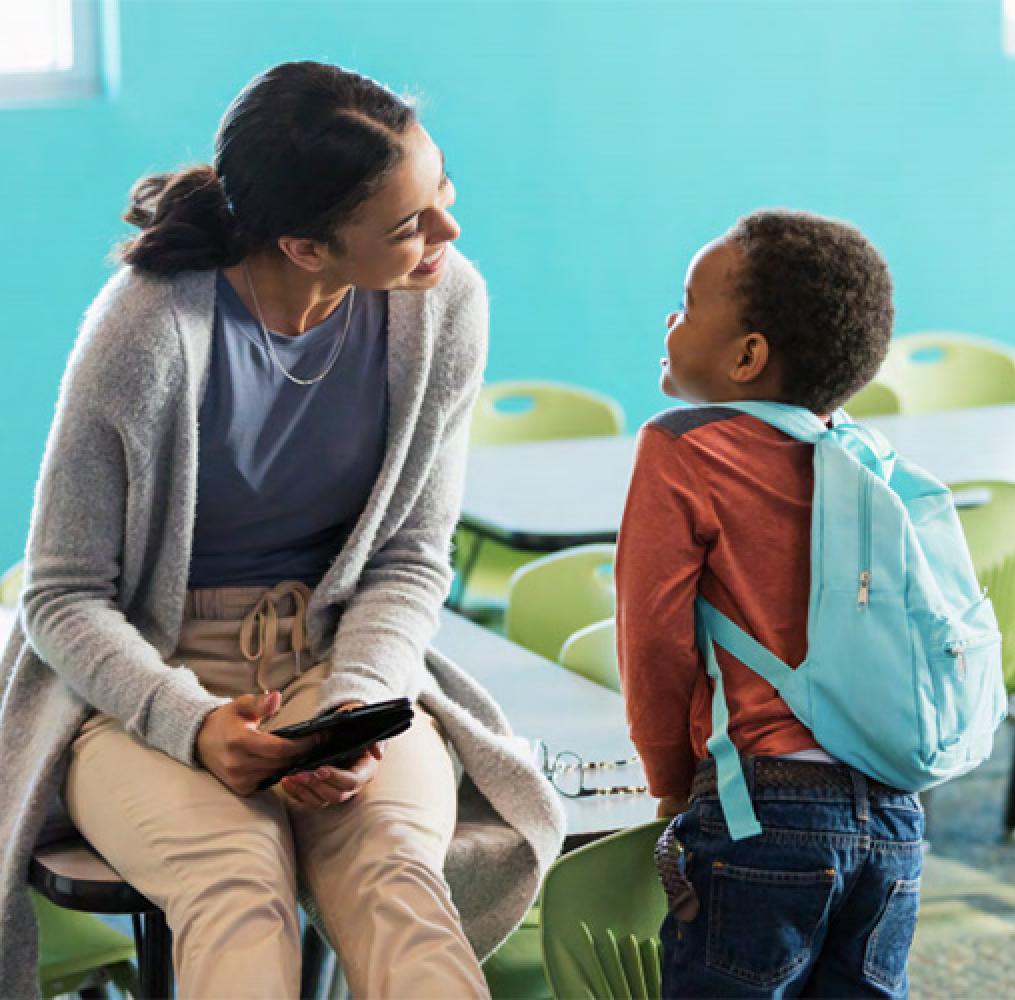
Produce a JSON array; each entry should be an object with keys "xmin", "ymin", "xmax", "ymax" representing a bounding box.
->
[
  {"xmin": 857, "ymin": 475, "xmax": 872, "ymax": 608},
  {"xmin": 946, "ymin": 641, "xmax": 967, "ymax": 678}
]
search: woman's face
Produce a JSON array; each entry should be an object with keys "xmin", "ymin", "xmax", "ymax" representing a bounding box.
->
[{"xmin": 327, "ymin": 123, "xmax": 461, "ymax": 291}]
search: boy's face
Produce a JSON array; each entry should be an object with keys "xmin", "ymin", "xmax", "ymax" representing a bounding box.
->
[{"xmin": 661, "ymin": 237, "xmax": 754, "ymax": 402}]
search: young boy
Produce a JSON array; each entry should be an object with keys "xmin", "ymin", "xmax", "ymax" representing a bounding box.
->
[{"xmin": 616, "ymin": 209, "xmax": 922, "ymax": 998}]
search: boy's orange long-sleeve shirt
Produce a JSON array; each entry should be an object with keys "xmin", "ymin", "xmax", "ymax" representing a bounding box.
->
[{"xmin": 616, "ymin": 406, "xmax": 822, "ymax": 801}]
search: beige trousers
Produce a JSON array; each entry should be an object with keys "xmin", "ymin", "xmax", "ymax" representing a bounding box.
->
[{"xmin": 63, "ymin": 583, "xmax": 490, "ymax": 1000}]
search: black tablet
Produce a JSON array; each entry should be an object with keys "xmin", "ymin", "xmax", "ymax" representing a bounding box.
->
[{"xmin": 256, "ymin": 697, "xmax": 414, "ymax": 791}]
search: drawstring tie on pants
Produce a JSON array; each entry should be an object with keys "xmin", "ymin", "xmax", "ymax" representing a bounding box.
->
[{"xmin": 238, "ymin": 580, "xmax": 313, "ymax": 692}]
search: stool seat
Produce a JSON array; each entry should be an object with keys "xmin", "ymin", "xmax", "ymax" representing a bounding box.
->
[
  {"xmin": 30, "ymin": 834, "xmax": 172, "ymax": 998},
  {"xmin": 30, "ymin": 837, "xmax": 156, "ymax": 914}
]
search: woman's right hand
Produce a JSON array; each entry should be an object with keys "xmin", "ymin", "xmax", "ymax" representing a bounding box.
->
[{"xmin": 196, "ymin": 690, "xmax": 317, "ymax": 796}]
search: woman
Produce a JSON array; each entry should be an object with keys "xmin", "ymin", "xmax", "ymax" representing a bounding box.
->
[{"xmin": 0, "ymin": 62, "xmax": 564, "ymax": 999}]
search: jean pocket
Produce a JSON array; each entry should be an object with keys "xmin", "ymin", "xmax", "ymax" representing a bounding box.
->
[
  {"xmin": 864, "ymin": 877, "xmax": 920, "ymax": 993},
  {"xmin": 655, "ymin": 822, "xmax": 700, "ymax": 922},
  {"xmin": 706, "ymin": 861, "xmax": 836, "ymax": 987}
]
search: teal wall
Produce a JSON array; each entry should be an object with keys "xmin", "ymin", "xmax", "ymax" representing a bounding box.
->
[{"xmin": 2, "ymin": 0, "xmax": 1014, "ymax": 567}]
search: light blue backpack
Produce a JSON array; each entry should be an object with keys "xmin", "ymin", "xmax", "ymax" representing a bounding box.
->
[{"xmin": 697, "ymin": 401, "xmax": 1008, "ymax": 840}]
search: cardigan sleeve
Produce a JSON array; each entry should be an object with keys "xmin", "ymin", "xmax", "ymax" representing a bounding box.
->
[
  {"xmin": 21, "ymin": 286, "xmax": 229, "ymax": 767},
  {"xmin": 319, "ymin": 263, "xmax": 488, "ymax": 708}
]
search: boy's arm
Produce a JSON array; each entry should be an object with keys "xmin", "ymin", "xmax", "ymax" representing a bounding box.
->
[{"xmin": 616, "ymin": 424, "xmax": 712, "ymax": 806}]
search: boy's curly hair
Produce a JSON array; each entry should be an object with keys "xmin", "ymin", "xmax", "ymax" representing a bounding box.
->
[{"xmin": 727, "ymin": 209, "xmax": 894, "ymax": 413}]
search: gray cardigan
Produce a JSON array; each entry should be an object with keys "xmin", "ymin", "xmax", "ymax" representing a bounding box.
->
[{"xmin": 0, "ymin": 247, "xmax": 565, "ymax": 998}]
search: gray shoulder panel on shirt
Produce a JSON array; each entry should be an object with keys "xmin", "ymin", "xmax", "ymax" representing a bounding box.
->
[{"xmin": 647, "ymin": 405, "xmax": 743, "ymax": 441}]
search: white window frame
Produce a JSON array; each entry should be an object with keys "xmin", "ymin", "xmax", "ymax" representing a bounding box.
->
[
  {"xmin": 0, "ymin": 0, "xmax": 104, "ymax": 106},
  {"xmin": 1006, "ymin": 0, "xmax": 1015, "ymax": 57}
]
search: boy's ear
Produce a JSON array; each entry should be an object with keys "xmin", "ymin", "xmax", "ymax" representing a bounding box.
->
[{"xmin": 729, "ymin": 331, "xmax": 771, "ymax": 384}]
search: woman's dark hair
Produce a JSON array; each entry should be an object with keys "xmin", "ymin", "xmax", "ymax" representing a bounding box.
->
[
  {"xmin": 727, "ymin": 209, "xmax": 895, "ymax": 413},
  {"xmin": 119, "ymin": 62, "xmax": 417, "ymax": 275}
]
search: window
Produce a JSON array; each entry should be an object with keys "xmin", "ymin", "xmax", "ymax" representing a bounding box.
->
[
  {"xmin": 0, "ymin": 0, "xmax": 104, "ymax": 105},
  {"xmin": 1006, "ymin": 0, "xmax": 1015, "ymax": 57}
]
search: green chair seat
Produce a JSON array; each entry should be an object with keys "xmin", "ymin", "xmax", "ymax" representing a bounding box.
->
[
  {"xmin": 33, "ymin": 892, "xmax": 138, "ymax": 998},
  {"xmin": 484, "ymin": 904, "xmax": 551, "ymax": 1000},
  {"xmin": 541, "ymin": 820, "xmax": 669, "ymax": 1000},
  {"xmin": 505, "ymin": 545, "xmax": 616, "ymax": 662}
]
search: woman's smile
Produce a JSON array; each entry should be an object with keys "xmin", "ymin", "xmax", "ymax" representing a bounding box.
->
[{"xmin": 411, "ymin": 244, "xmax": 447, "ymax": 276}]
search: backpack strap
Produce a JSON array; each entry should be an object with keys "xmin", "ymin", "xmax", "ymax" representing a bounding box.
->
[
  {"xmin": 699, "ymin": 624, "xmax": 763, "ymax": 840},
  {"xmin": 698, "ymin": 598, "xmax": 796, "ymax": 689},
  {"xmin": 710, "ymin": 400, "xmax": 829, "ymax": 443},
  {"xmin": 711, "ymin": 400, "xmax": 897, "ymax": 481},
  {"xmin": 696, "ymin": 599, "xmax": 804, "ymax": 840}
]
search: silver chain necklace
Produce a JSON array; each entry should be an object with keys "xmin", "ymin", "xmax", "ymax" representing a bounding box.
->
[{"xmin": 242, "ymin": 263, "xmax": 355, "ymax": 387}]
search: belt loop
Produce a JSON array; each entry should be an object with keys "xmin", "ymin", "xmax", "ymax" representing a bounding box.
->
[{"xmin": 850, "ymin": 768, "xmax": 870, "ymax": 823}]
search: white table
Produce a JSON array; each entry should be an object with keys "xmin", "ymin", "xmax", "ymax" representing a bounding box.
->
[
  {"xmin": 460, "ymin": 404, "xmax": 1015, "ymax": 550},
  {"xmin": 434, "ymin": 609, "xmax": 656, "ymax": 844}
]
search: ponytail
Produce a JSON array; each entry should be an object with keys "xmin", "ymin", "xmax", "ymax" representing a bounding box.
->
[
  {"xmin": 117, "ymin": 62, "xmax": 416, "ymax": 277},
  {"xmin": 119, "ymin": 165, "xmax": 246, "ymax": 276}
]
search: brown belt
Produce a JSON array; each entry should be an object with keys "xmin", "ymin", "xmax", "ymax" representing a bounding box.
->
[{"xmin": 690, "ymin": 757, "xmax": 908, "ymax": 801}]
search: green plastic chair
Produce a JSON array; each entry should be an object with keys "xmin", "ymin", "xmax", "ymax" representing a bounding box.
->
[
  {"xmin": 844, "ymin": 378, "xmax": 903, "ymax": 418},
  {"xmin": 505, "ymin": 545, "xmax": 616, "ymax": 662},
  {"xmin": 1, "ymin": 560, "xmax": 24, "ymax": 605},
  {"xmin": 948, "ymin": 481, "xmax": 1015, "ymax": 837},
  {"xmin": 559, "ymin": 617, "xmax": 620, "ymax": 692},
  {"xmin": 487, "ymin": 548, "xmax": 615, "ymax": 998},
  {"xmin": 454, "ymin": 382, "xmax": 624, "ymax": 619},
  {"xmin": 483, "ymin": 903, "xmax": 551, "ymax": 1000},
  {"xmin": 469, "ymin": 380, "xmax": 625, "ymax": 448},
  {"xmin": 882, "ymin": 333, "xmax": 1015, "ymax": 414},
  {"xmin": 33, "ymin": 892, "xmax": 139, "ymax": 998},
  {"xmin": 541, "ymin": 820, "xmax": 669, "ymax": 1000},
  {"xmin": 951, "ymin": 482, "xmax": 1015, "ymax": 691}
]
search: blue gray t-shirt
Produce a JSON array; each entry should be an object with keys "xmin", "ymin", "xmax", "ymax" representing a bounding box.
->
[{"xmin": 188, "ymin": 273, "xmax": 389, "ymax": 588}]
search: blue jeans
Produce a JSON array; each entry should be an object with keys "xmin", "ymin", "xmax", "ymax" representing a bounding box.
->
[{"xmin": 657, "ymin": 759, "xmax": 924, "ymax": 998}]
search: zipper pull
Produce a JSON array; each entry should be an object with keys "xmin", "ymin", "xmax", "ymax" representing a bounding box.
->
[
  {"xmin": 948, "ymin": 642, "xmax": 967, "ymax": 678},
  {"xmin": 857, "ymin": 570, "xmax": 871, "ymax": 608}
]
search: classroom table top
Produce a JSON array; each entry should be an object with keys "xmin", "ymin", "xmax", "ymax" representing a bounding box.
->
[
  {"xmin": 433, "ymin": 609, "xmax": 657, "ymax": 844},
  {"xmin": 460, "ymin": 403, "xmax": 1015, "ymax": 550}
]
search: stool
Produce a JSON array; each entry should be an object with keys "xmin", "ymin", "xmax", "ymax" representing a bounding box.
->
[
  {"xmin": 31, "ymin": 833, "xmax": 328, "ymax": 999},
  {"xmin": 30, "ymin": 835, "xmax": 172, "ymax": 998}
]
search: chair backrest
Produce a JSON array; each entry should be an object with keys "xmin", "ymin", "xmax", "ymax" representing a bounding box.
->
[
  {"xmin": 541, "ymin": 819, "xmax": 669, "ymax": 1000},
  {"xmin": 952, "ymin": 480, "xmax": 1015, "ymax": 691},
  {"xmin": 883, "ymin": 333, "xmax": 1015, "ymax": 414},
  {"xmin": 470, "ymin": 380, "xmax": 624, "ymax": 447},
  {"xmin": 844, "ymin": 378, "xmax": 902, "ymax": 418},
  {"xmin": 505, "ymin": 545, "xmax": 616, "ymax": 661},
  {"xmin": 559, "ymin": 618, "xmax": 620, "ymax": 691},
  {"xmin": 1, "ymin": 560, "xmax": 24, "ymax": 605}
]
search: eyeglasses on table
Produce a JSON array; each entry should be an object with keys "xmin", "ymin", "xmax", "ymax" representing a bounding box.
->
[{"xmin": 534, "ymin": 739, "xmax": 648, "ymax": 799}]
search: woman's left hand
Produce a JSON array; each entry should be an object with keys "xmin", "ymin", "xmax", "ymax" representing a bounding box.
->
[
  {"xmin": 281, "ymin": 700, "xmax": 385, "ymax": 809},
  {"xmin": 281, "ymin": 743, "xmax": 383, "ymax": 808}
]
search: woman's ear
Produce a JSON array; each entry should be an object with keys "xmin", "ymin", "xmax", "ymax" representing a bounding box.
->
[
  {"xmin": 729, "ymin": 331, "xmax": 771, "ymax": 385},
  {"xmin": 277, "ymin": 236, "xmax": 330, "ymax": 273}
]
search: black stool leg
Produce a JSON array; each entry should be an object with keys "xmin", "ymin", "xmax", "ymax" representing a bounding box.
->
[
  {"xmin": 140, "ymin": 910, "xmax": 172, "ymax": 1000},
  {"xmin": 301, "ymin": 924, "xmax": 327, "ymax": 1000}
]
